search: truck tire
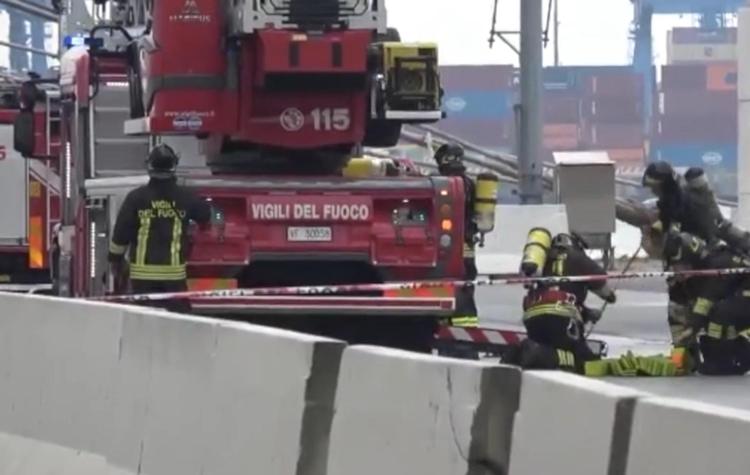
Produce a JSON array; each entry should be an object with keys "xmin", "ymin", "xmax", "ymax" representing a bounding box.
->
[{"xmin": 127, "ymin": 43, "xmax": 145, "ymax": 119}]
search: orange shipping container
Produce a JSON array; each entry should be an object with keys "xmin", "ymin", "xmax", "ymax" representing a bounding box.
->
[
  {"xmin": 543, "ymin": 135, "xmax": 579, "ymax": 150},
  {"xmin": 543, "ymin": 123, "xmax": 578, "ymax": 137},
  {"xmin": 706, "ymin": 62, "xmax": 737, "ymax": 91},
  {"xmin": 606, "ymin": 148, "xmax": 644, "ymax": 162}
]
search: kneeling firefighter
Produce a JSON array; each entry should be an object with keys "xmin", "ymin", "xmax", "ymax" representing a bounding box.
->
[
  {"xmin": 433, "ymin": 143, "xmax": 499, "ymax": 328},
  {"xmin": 642, "ymin": 163, "xmax": 750, "ymax": 370},
  {"xmin": 662, "ymin": 231, "xmax": 750, "ymax": 375},
  {"xmin": 503, "ymin": 228, "xmax": 616, "ymax": 374}
]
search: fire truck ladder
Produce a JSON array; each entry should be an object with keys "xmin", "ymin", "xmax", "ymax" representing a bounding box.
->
[{"xmin": 90, "ymin": 80, "xmax": 149, "ymax": 177}]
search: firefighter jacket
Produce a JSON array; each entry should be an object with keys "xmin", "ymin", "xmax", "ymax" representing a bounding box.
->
[
  {"xmin": 108, "ymin": 178, "xmax": 211, "ymax": 281},
  {"xmin": 523, "ymin": 245, "xmax": 609, "ymax": 322},
  {"xmin": 657, "ymin": 184, "xmax": 721, "ymax": 246},
  {"xmin": 687, "ymin": 248, "xmax": 750, "ymax": 328}
]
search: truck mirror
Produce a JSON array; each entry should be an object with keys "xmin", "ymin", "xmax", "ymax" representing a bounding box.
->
[{"xmin": 13, "ymin": 110, "xmax": 35, "ymax": 158}]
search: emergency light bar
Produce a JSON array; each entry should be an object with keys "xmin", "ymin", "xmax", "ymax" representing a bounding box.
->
[{"xmin": 63, "ymin": 35, "xmax": 105, "ymax": 50}]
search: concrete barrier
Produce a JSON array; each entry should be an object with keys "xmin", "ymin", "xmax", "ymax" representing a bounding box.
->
[
  {"xmin": 0, "ymin": 293, "xmax": 345, "ymax": 475},
  {"xmin": 626, "ymin": 397, "xmax": 750, "ymax": 475},
  {"xmin": 326, "ymin": 346, "xmax": 521, "ymax": 475},
  {"xmin": 0, "ymin": 432, "xmax": 119, "ymax": 475},
  {"xmin": 508, "ymin": 371, "xmax": 642, "ymax": 475}
]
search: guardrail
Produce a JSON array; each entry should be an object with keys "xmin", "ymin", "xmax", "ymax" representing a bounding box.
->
[
  {"xmin": 0, "ymin": 292, "xmax": 747, "ymax": 475},
  {"xmin": 403, "ymin": 124, "xmax": 739, "ymax": 209}
]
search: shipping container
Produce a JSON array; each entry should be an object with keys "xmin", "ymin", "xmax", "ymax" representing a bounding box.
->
[
  {"xmin": 581, "ymin": 123, "xmax": 644, "ymax": 148},
  {"xmin": 606, "ymin": 148, "xmax": 645, "ymax": 162},
  {"xmin": 543, "ymin": 95, "xmax": 580, "ymax": 123},
  {"xmin": 542, "ymin": 65, "xmax": 636, "ymax": 92},
  {"xmin": 543, "ymin": 135, "xmax": 579, "ymax": 150},
  {"xmin": 656, "ymin": 116, "xmax": 737, "ymax": 141},
  {"xmin": 671, "ymin": 27, "xmax": 737, "ymax": 45},
  {"xmin": 661, "ymin": 64, "xmax": 707, "ymax": 90},
  {"xmin": 433, "ymin": 117, "xmax": 514, "ymax": 150},
  {"xmin": 650, "ymin": 143, "xmax": 737, "ymax": 181},
  {"xmin": 442, "ymin": 90, "xmax": 513, "ymax": 120},
  {"xmin": 585, "ymin": 74, "xmax": 643, "ymax": 97},
  {"xmin": 706, "ymin": 62, "xmax": 738, "ymax": 91},
  {"xmin": 668, "ymin": 41, "xmax": 736, "ymax": 64},
  {"xmin": 544, "ymin": 123, "xmax": 578, "ymax": 137},
  {"xmin": 659, "ymin": 90, "xmax": 737, "ymax": 118},
  {"xmin": 581, "ymin": 97, "xmax": 642, "ymax": 123},
  {"xmin": 439, "ymin": 65, "xmax": 515, "ymax": 90}
]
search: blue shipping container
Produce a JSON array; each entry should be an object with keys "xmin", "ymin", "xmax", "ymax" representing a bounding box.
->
[
  {"xmin": 442, "ymin": 90, "xmax": 513, "ymax": 120},
  {"xmin": 651, "ymin": 142, "xmax": 737, "ymax": 170},
  {"xmin": 542, "ymin": 66, "xmax": 638, "ymax": 91}
]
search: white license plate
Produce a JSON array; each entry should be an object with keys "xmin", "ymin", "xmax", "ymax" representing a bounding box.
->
[{"xmin": 287, "ymin": 226, "xmax": 332, "ymax": 242}]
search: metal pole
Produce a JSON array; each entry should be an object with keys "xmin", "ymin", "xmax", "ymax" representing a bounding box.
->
[
  {"xmin": 553, "ymin": 0, "xmax": 560, "ymax": 66},
  {"xmin": 519, "ymin": 0, "xmax": 544, "ymax": 204},
  {"xmin": 0, "ymin": 0, "xmax": 58, "ymax": 22}
]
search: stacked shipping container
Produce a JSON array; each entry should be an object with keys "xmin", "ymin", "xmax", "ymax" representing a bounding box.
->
[
  {"xmin": 654, "ymin": 27, "xmax": 739, "ymax": 198},
  {"xmin": 433, "ymin": 65, "xmax": 649, "ymax": 176},
  {"xmin": 435, "ymin": 65, "xmax": 516, "ymax": 151},
  {"xmin": 540, "ymin": 66, "xmax": 647, "ymax": 174}
]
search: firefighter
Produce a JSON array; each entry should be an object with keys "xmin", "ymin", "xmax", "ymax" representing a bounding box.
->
[
  {"xmin": 642, "ymin": 161, "xmax": 722, "ymax": 371},
  {"xmin": 434, "ymin": 143, "xmax": 479, "ymax": 327},
  {"xmin": 503, "ymin": 229, "xmax": 617, "ymax": 373},
  {"xmin": 108, "ymin": 144, "xmax": 212, "ymax": 313},
  {"xmin": 661, "ymin": 230, "xmax": 750, "ymax": 375}
]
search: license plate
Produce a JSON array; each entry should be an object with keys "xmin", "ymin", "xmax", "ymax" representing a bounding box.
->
[{"xmin": 287, "ymin": 226, "xmax": 332, "ymax": 242}]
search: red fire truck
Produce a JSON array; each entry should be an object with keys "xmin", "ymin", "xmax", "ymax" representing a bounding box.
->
[
  {"xmin": 12, "ymin": 0, "xmax": 500, "ymax": 352},
  {"xmin": 0, "ymin": 73, "xmax": 60, "ymax": 292}
]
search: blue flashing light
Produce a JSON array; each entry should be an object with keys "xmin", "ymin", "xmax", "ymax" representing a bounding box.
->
[{"xmin": 63, "ymin": 35, "xmax": 86, "ymax": 49}]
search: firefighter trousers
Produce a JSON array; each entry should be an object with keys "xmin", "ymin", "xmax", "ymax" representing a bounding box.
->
[
  {"xmin": 523, "ymin": 314, "xmax": 599, "ymax": 373},
  {"xmin": 451, "ymin": 256, "xmax": 478, "ymax": 327},
  {"xmin": 131, "ymin": 279, "xmax": 192, "ymax": 314},
  {"xmin": 699, "ymin": 295, "xmax": 750, "ymax": 375}
]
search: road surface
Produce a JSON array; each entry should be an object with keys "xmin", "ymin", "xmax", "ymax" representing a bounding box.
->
[{"xmin": 476, "ymin": 279, "xmax": 750, "ymax": 412}]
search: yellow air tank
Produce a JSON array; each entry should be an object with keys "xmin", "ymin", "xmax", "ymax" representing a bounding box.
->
[
  {"xmin": 473, "ymin": 173, "xmax": 499, "ymax": 244},
  {"xmin": 520, "ymin": 227, "xmax": 552, "ymax": 276},
  {"xmin": 342, "ymin": 157, "xmax": 392, "ymax": 178}
]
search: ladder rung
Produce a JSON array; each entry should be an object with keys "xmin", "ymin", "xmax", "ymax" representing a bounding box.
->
[
  {"xmin": 95, "ymin": 138, "xmax": 149, "ymax": 146},
  {"xmin": 94, "ymin": 106, "xmax": 130, "ymax": 113}
]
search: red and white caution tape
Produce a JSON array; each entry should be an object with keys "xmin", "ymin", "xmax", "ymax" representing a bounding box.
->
[{"xmin": 95, "ymin": 265, "xmax": 750, "ymax": 303}]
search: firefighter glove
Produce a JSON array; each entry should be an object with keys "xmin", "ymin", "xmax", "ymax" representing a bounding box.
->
[{"xmin": 582, "ymin": 306, "xmax": 603, "ymax": 324}]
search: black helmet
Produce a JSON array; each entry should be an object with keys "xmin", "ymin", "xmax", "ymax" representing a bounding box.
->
[
  {"xmin": 552, "ymin": 232, "xmax": 588, "ymax": 251},
  {"xmin": 642, "ymin": 161, "xmax": 676, "ymax": 188},
  {"xmin": 434, "ymin": 143, "xmax": 465, "ymax": 173},
  {"xmin": 684, "ymin": 167, "xmax": 709, "ymax": 190},
  {"xmin": 146, "ymin": 144, "xmax": 179, "ymax": 179}
]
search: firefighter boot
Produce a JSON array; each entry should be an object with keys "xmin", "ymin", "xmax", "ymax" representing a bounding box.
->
[
  {"xmin": 734, "ymin": 336, "xmax": 750, "ymax": 374},
  {"xmin": 697, "ymin": 336, "xmax": 745, "ymax": 376},
  {"xmin": 500, "ymin": 343, "xmax": 522, "ymax": 366}
]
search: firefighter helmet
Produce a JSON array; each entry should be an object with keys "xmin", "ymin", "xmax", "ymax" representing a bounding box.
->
[
  {"xmin": 642, "ymin": 161, "xmax": 677, "ymax": 189},
  {"xmin": 552, "ymin": 232, "xmax": 589, "ymax": 251},
  {"xmin": 146, "ymin": 144, "xmax": 179, "ymax": 179},
  {"xmin": 434, "ymin": 143, "xmax": 466, "ymax": 173}
]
